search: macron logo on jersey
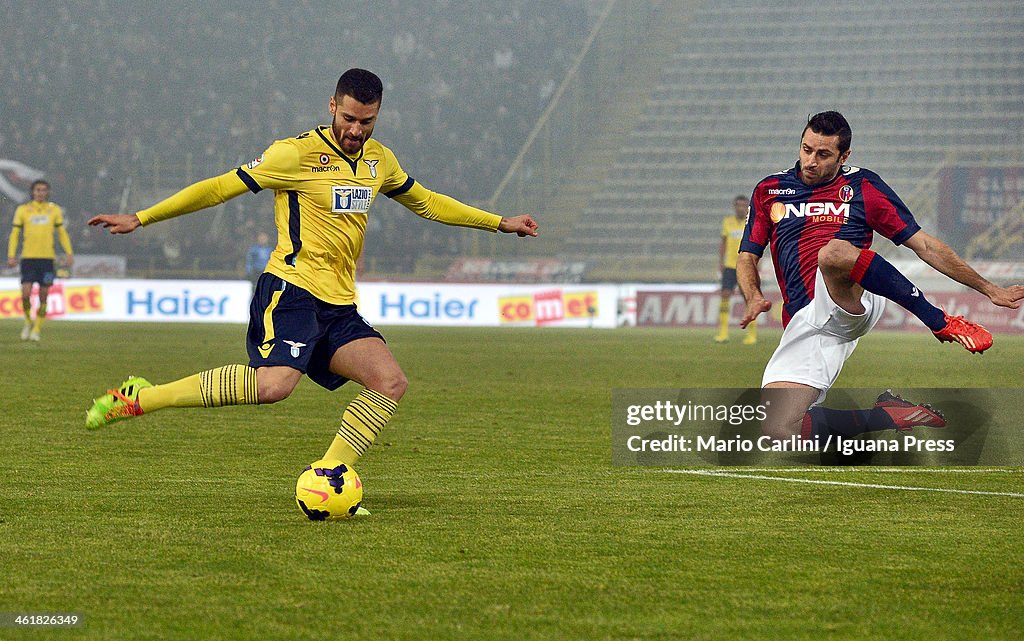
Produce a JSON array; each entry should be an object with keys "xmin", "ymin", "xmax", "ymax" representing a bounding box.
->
[
  {"xmin": 332, "ymin": 186, "xmax": 373, "ymax": 213},
  {"xmin": 770, "ymin": 202, "xmax": 850, "ymax": 223}
]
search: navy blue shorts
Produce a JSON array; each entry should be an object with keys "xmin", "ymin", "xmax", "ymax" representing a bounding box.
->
[
  {"xmin": 246, "ymin": 273, "xmax": 385, "ymax": 391},
  {"xmin": 20, "ymin": 258, "xmax": 56, "ymax": 286},
  {"xmin": 720, "ymin": 267, "xmax": 738, "ymax": 291}
]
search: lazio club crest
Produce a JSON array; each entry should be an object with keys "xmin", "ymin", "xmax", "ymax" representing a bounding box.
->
[{"xmin": 282, "ymin": 340, "xmax": 306, "ymax": 358}]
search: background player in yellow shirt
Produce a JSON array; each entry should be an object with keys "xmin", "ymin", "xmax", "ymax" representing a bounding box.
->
[
  {"xmin": 84, "ymin": 69, "xmax": 538, "ymax": 506},
  {"xmin": 714, "ymin": 195, "xmax": 756, "ymax": 344},
  {"xmin": 7, "ymin": 180, "xmax": 74, "ymax": 341}
]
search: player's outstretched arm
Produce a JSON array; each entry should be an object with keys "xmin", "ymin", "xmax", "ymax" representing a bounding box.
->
[
  {"xmin": 904, "ymin": 230, "xmax": 1024, "ymax": 309},
  {"xmin": 90, "ymin": 171, "xmax": 249, "ymax": 235},
  {"xmin": 393, "ymin": 182, "xmax": 537, "ymax": 236},
  {"xmin": 498, "ymin": 215, "xmax": 539, "ymax": 237},
  {"xmin": 736, "ymin": 251, "xmax": 771, "ymax": 328},
  {"xmin": 88, "ymin": 214, "xmax": 142, "ymax": 235}
]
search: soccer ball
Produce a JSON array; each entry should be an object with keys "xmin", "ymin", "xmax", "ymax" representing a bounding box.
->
[{"xmin": 295, "ymin": 459, "xmax": 363, "ymax": 521}]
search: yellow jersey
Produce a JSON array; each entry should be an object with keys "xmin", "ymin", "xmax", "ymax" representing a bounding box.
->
[
  {"xmin": 720, "ymin": 215, "xmax": 746, "ymax": 270},
  {"xmin": 137, "ymin": 126, "xmax": 502, "ymax": 304},
  {"xmin": 8, "ymin": 200, "xmax": 73, "ymax": 260}
]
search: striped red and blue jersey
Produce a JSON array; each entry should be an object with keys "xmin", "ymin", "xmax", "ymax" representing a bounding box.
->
[{"xmin": 740, "ymin": 162, "xmax": 920, "ymax": 326}]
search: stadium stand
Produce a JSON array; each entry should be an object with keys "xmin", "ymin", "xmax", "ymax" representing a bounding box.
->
[
  {"xmin": 0, "ymin": 1, "xmax": 600, "ymax": 277},
  {"xmin": 536, "ymin": 0, "xmax": 1023, "ymax": 281},
  {"xmin": 3, "ymin": 1, "xmax": 1021, "ymax": 282}
]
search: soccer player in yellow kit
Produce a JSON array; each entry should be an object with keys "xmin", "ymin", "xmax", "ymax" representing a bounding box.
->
[
  {"xmin": 85, "ymin": 69, "xmax": 538, "ymax": 501},
  {"xmin": 714, "ymin": 195, "xmax": 756, "ymax": 344},
  {"xmin": 7, "ymin": 180, "xmax": 74, "ymax": 341}
]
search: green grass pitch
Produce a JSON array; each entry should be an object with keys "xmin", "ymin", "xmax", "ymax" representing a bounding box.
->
[{"xmin": 1, "ymin": 320, "xmax": 1022, "ymax": 640}]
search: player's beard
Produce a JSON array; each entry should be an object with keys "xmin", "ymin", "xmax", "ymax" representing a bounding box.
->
[
  {"xmin": 339, "ymin": 133, "xmax": 364, "ymax": 155},
  {"xmin": 801, "ymin": 165, "xmax": 837, "ymax": 186},
  {"xmin": 332, "ymin": 120, "xmax": 371, "ymax": 155}
]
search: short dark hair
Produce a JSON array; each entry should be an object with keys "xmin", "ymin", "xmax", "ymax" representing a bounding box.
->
[
  {"xmin": 335, "ymin": 68, "xmax": 383, "ymax": 105},
  {"xmin": 734, "ymin": 195, "xmax": 747, "ymax": 203},
  {"xmin": 30, "ymin": 179, "xmax": 50, "ymax": 191},
  {"xmin": 802, "ymin": 111, "xmax": 852, "ymax": 155}
]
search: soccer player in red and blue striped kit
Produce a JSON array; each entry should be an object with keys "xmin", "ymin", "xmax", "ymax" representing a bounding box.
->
[{"xmin": 737, "ymin": 111, "xmax": 1024, "ymax": 444}]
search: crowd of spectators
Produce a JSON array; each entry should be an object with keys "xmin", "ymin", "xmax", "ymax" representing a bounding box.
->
[{"xmin": 1, "ymin": 0, "xmax": 600, "ymax": 276}]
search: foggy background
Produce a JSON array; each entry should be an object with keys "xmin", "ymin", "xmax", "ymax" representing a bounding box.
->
[{"xmin": 2, "ymin": 0, "xmax": 1021, "ymax": 282}]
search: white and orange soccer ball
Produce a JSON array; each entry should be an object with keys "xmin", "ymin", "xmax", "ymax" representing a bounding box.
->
[{"xmin": 295, "ymin": 459, "xmax": 364, "ymax": 520}]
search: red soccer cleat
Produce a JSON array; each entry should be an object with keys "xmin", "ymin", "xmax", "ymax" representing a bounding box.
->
[
  {"xmin": 933, "ymin": 313, "xmax": 992, "ymax": 354},
  {"xmin": 875, "ymin": 389, "xmax": 946, "ymax": 431}
]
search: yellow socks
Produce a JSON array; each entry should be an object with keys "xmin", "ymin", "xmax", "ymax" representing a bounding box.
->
[
  {"xmin": 138, "ymin": 364, "xmax": 259, "ymax": 412},
  {"xmin": 32, "ymin": 300, "xmax": 46, "ymax": 332},
  {"xmin": 716, "ymin": 298, "xmax": 730, "ymax": 339},
  {"xmin": 131, "ymin": 366, "xmax": 398, "ymax": 468},
  {"xmin": 323, "ymin": 389, "xmax": 398, "ymax": 466}
]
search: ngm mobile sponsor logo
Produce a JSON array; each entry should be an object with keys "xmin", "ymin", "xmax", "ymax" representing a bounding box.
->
[
  {"xmin": 0, "ymin": 283, "xmax": 103, "ymax": 318},
  {"xmin": 770, "ymin": 201, "xmax": 850, "ymax": 224},
  {"xmin": 500, "ymin": 289, "xmax": 598, "ymax": 326}
]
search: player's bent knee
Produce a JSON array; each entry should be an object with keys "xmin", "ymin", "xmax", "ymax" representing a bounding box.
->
[
  {"xmin": 376, "ymin": 372, "xmax": 408, "ymax": 402},
  {"xmin": 257, "ymin": 381, "xmax": 293, "ymax": 404},
  {"xmin": 363, "ymin": 368, "xmax": 408, "ymax": 402},
  {"xmin": 817, "ymin": 239, "xmax": 857, "ymax": 272},
  {"xmin": 759, "ymin": 387, "xmax": 811, "ymax": 441},
  {"xmin": 761, "ymin": 420, "xmax": 800, "ymax": 443},
  {"xmin": 256, "ymin": 368, "xmax": 301, "ymax": 404}
]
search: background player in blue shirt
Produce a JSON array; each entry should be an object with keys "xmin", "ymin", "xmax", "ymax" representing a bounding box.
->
[
  {"xmin": 737, "ymin": 111, "xmax": 1024, "ymax": 443},
  {"xmin": 244, "ymin": 231, "xmax": 273, "ymax": 286}
]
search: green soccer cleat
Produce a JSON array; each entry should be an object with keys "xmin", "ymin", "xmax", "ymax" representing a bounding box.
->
[
  {"xmin": 354, "ymin": 506, "xmax": 371, "ymax": 516},
  {"xmin": 85, "ymin": 376, "xmax": 153, "ymax": 429}
]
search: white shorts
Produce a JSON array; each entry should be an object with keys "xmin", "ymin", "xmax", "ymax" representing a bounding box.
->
[{"xmin": 762, "ymin": 268, "xmax": 886, "ymax": 405}]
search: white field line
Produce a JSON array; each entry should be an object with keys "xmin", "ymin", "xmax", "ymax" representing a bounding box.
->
[
  {"xmin": 665, "ymin": 469, "xmax": 1024, "ymax": 498},
  {"xmin": 691, "ymin": 467, "xmax": 1018, "ymax": 474}
]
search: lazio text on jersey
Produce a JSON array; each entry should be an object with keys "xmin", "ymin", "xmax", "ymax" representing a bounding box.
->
[
  {"xmin": 740, "ymin": 163, "xmax": 921, "ymax": 326},
  {"xmin": 235, "ymin": 126, "xmax": 414, "ymax": 305}
]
